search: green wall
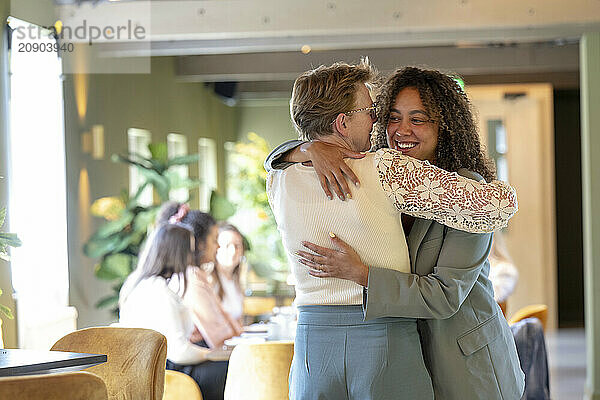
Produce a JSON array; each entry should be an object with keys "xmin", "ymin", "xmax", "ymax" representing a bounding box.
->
[
  {"xmin": 64, "ymin": 57, "xmax": 238, "ymax": 328},
  {"xmin": 236, "ymin": 98, "xmax": 297, "ymax": 148},
  {"xmin": 581, "ymin": 32, "xmax": 600, "ymax": 400}
]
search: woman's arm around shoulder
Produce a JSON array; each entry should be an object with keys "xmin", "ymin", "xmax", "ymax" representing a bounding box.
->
[
  {"xmin": 375, "ymin": 148, "xmax": 518, "ymax": 233},
  {"xmin": 264, "ymin": 140, "xmax": 305, "ymax": 172},
  {"xmin": 264, "ymin": 140, "xmax": 365, "ymax": 200}
]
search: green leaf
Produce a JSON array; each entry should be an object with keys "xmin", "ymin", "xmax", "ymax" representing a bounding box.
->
[
  {"xmin": 163, "ymin": 171, "xmax": 201, "ymax": 192},
  {"xmin": 0, "ymin": 233, "xmax": 22, "ymax": 247},
  {"xmin": 119, "ymin": 188, "xmax": 130, "ymax": 205},
  {"xmin": 112, "ymin": 281, "xmax": 126, "ymax": 293},
  {"xmin": 95, "ymin": 294, "xmax": 119, "ymax": 309},
  {"xmin": 0, "ymin": 207, "xmax": 6, "ymax": 228},
  {"xmin": 146, "ymin": 158, "xmax": 167, "ymax": 174},
  {"xmin": 112, "ymin": 230, "xmax": 145, "ymax": 253},
  {"xmin": 148, "ymin": 143, "xmax": 168, "ymax": 164},
  {"xmin": 83, "ymin": 235, "xmax": 123, "ymax": 258},
  {"xmin": 209, "ymin": 191, "xmax": 236, "ymax": 221},
  {"xmin": 0, "ymin": 304, "xmax": 14, "ymax": 319},
  {"xmin": 112, "ymin": 153, "xmax": 151, "ymax": 169},
  {"xmin": 139, "ymin": 168, "xmax": 169, "ymax": 201},
  {"xmin": 114, "ymin": 152, "xmax": 167, "ymax": 174},
  {"xmin": 93, "ymin": 212, "xmax": 134, "ymax": 239},
  {"xmin": 133, "ymin": 209, "xmax": 157, "ymax": 232},
  {"xmin": 95, "ymin": 253, "xmax": 134, "ymax": 280},
  {"xmin": 168, "ymin": 176, "xmax": 201, "ymax": 191},
  {"xmin": 167, "ymin": 153, "xmax": 200, "ymax": 167},
  {"xmin": 127, "ymin": 181, "xmax": 151, "ymax": 208}
]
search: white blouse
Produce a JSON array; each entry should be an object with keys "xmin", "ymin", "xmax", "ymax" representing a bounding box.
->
[
  {"xmin": 219, "ymin": 277, "xmax": 244, "ymax": 321},
  {"xmin": 119, "ymin": 276, "xmax": 209, "ymax": 365}
]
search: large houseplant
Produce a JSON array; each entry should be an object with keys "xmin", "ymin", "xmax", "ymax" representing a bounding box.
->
[{"xmin": 227, "ymin": 132, "xmax": 290, "ymax": 291}]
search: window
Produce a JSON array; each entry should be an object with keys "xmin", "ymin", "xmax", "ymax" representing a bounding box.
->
[
  {"xmin": 487, "ymin": 120, "xmax": 509, "ymax": 182},
  {"xmin": 167, "ymin": 133, "xmax": 189, "ymax": 203},
  {"xmin": 224, "ymin": 141, "xmax": 237, "ymax": 200},
  {"xmin": 198, "ymin": 138, "xmax": 217, "ymax": 211},
  {"xmin": 7, "ymin": 17, "xmax": 70, "ymax": 348},
  {"xmin": 127, "ymin": 128, "xmax": 153, "ymax": 206}
]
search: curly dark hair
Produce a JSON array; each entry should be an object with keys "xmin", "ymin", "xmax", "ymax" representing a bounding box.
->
[{"xmin": 372, "ymin": 66, "xmax": 496, "ymax": 182}]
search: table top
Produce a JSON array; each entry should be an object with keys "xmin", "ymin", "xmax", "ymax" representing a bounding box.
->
[{"xmin": 0, "ymin": 349, "xmax": 107, "ymax": 377}]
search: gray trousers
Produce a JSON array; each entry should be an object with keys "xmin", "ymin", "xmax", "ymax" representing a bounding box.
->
[{"xmin": 290, "ymin": 305, "xmax": 434, "ymax": 400}]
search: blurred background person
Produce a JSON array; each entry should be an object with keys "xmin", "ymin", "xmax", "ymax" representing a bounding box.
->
[
  {"xmin": 119, "ymin": 223, "xmax": 230, "ymax": 400},
  {"xmin": 157, "ymin": 202, "xmax": 243, "ymax": 348},
  {"xmin": 214, "ymin": 223, "xmax": 247, "ymax": 323},
  {"xmin": 488, "ymin": 232, "xmax": 519, "ymax": 315}
]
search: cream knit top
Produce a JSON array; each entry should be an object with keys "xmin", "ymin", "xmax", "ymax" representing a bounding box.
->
[{"xmin": 267, "ymin": 149, "xmax": 517, "ymax": 306}]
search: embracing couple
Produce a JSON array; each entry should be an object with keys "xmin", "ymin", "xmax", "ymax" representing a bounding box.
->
[{"xmin": 265, "ymin": 61, "xmax": 525, "ymax": 399}]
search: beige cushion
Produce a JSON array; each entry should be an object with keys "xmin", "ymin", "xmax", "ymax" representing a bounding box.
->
[
  {"xmin": 0, "ymin": 371, "xmax": 108, "ymax": 400},
  {"xmin": 51, "ymin": 327, "xmax": 167, "ymax": 400},
  {"xmin": 224, "ymin": 341, "xmax": 293, "ymax": 400}
]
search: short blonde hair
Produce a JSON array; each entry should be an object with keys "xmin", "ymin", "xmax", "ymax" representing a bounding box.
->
[{"xmin": 290, "ymin": 60, "xmax": 375, "ymax": 141}]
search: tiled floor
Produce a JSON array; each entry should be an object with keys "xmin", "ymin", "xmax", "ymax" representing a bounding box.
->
[{"xmin": 546, "ymin": 328, "xmax": 586, "ymax": 399}]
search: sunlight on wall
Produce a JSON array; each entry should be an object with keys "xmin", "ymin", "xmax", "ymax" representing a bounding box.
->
[
  {"xmin": 78, "ymin": 168, "xmax": 91, "ymax": 241},
  {"xmin": 74, "ymin": 73, "xmax": 88, "ymax": 124}
]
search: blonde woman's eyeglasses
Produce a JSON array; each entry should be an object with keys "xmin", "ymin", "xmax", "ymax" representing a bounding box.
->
[{"xmin": 345, "ymin": 103, "xmax": 377, "ymax": 120}]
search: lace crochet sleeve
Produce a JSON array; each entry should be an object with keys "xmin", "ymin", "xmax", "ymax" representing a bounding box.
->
[{"xmin": 375, "ymin": 149, "xmax": 517, "ymax": 233}]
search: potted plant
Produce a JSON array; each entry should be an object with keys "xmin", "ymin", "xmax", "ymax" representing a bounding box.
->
[{"xmin": 226, "ymin": 132, "xmax": 291, "ymax": 295}]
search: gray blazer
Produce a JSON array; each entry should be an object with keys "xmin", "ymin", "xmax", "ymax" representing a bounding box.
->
[
  {"xmin": 265, "ymin": 142, "xmax": 525, "ymax": 399},
  {"xmin": 365, "ymin": 211, "xmax": 525, "ymax": 399}
]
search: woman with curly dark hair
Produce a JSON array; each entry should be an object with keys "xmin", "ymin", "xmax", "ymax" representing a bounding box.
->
[
  {"xmin": 371, "ymin": 66, "xmax": 496, "ymax": 182},
  {"xmin": 264, "ymin": 66, "xmax": 524, "ymax": 399}
]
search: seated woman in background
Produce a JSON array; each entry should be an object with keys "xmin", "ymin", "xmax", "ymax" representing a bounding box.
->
[
  {"xmin": 214, "ymin": 223, "xmax": 247, "ymax": 323},
  {"xmin": 488, "ymin": 232, "xmax": 519, "ymax": 313},
  {"xmin": 118, "ymin": 223, "xmax": 230, "ymax": 400},
  {"xmin": 157, "ymin": 203, "xmax": 242, "ymax": 347}
]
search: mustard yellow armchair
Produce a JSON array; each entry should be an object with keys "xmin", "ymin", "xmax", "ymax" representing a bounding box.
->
[
  {"xmin": 242, "ymin": 297, "xmax": 277, "ymax": 317},
  {"xmin": 51, "ymin": 327, "xmax": 167, "ymax": 400},
  {"xmin": 509, "ymin": 304, "xmax": 549, "ymax": 331},
  {"xmin": 163, "ymin": 369, "xmax": 203, "ymax": 400},
  {"xmin": 224, "ymin": 341, "xmax": 294, "ymax": 400},
  {"xmin": 0, "ymin": 371, "xmax": 108, "ymax": 400}
]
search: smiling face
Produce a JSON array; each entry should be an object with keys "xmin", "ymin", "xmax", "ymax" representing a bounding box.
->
[
  {"xmin": 385, "ymin": 87, "xmax": 439, "ymax": 162},
  {"xmin": 216, "ymin": 230, "xmax": 244, "ymax": 272}
]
